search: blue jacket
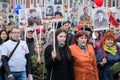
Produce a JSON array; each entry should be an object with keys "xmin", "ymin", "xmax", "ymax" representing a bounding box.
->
[{"xmin": 96, "ymin": 48, "xmax": 120, "ymax": 80}]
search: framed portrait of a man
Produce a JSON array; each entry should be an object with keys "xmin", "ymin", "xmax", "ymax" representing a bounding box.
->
[
  {"xmin": 78, "ymin": 5, "xmax": 91, "ymax": 23},
  {"xmin": 46, "ymin": 5, "xmax": 54, "ymax": 17},
  {"xmin": 93, "ymin": 8, "xmax": 109, "ymax": 31},
  {"xmin": 54, "ymin": 5, "xmax": 63, "ymax": 17},
  {"xmin": 27, "ymin": 8, "xmax": 42, "ymax": 27},
  {"xmin": 7, "ymin": 14, "xmax": 15, "ymax": 26}
]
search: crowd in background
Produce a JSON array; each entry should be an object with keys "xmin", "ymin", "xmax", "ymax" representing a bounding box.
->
[{"xmin": 0, "ymin": 20, "xmax": 120, "ymax": 80}]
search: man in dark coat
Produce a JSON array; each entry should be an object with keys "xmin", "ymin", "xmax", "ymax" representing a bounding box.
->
[{"xmin": 25, "ymin": 28, "xmax": 35, "ymax": 79}]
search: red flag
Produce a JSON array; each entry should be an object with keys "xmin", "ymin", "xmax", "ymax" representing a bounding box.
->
[{"xmin": 109, "ymin": 11, "xmax": 119, "ymax": 28}]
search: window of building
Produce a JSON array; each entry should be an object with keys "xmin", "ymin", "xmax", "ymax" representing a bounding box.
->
[
  {"xmin": 18, "ymin": 0, "xmax": 20, "ymax": 4},
  {"xmin": 20, "ymin": 0, "xmax": 22, "ymax": 4},
  {"xmin": 118, "ymin": 0, "xmax": 120, "ymax": 8},
  {"xmin": 37, "ymin": 0, "xmax": 40, "ymax": 3},
  {"xmin": 78, "ymin": 0, "xmax": 83, "ymax": 4},
  {"xmin": 15, "ymin": 0, "xmax": 18, "ymax": 4},
  {"xmin": 105, "ymin": 0, "xmax": 108, "ymax": 7},
  {"xmin": 111, "ymin": 0, "xmax": 116, "ymax": 7},
  {"xmin": 78, "ymin": 0, "xmax": 89, "ymax": 4},
  {"xmin": 70, "ymin": 0, "xmax": 73, "ymax": 4},
  {"xmin": 30, "ymin": 0, "xmax": 34, "ymax": 8},
  {"xmin": 21, "ymin": 0, "xmax": 26, "ymax": 8},
  {"xmin": 36, "ymin": 0, "xmax": 40, "ymax": 7},
  {"xmin": 31, "ymin": 0, "xmax": 34, "ymax": 4}
]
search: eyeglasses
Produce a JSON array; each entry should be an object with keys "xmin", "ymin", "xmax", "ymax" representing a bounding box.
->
[{"xmin": 11, "ymin": 32, "xmax": 20, "ymax": 34}]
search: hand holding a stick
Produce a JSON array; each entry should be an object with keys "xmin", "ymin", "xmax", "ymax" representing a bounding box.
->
[
  {"xmin": 100, "ymin": 57, "xmax": 107, "ymax": 66},
  {"xmin": 51, "ymin": 51, "xmax": 57, "ymax": 60}
]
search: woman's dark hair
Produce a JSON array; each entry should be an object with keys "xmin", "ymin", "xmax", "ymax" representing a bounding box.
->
[
  {"xmin": 95, "ymin": 31, "xmax": 101, "ymax": 40},
  {"xmin": 0, "ymin": 30, "xmax": 9, "ymax": 45},
  {"xmin": 74, "ymin": 30, "xmax": 88, "ymax": 44},
  {"xmin": 55, "ymin": 28, "xmax": 71, "ymax": 61}
]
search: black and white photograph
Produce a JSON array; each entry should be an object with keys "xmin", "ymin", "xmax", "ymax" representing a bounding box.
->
[
  {"xmin": 0, "ymin": 2, "xmax": 9, "ymax": 13},
  {"xmin": 19, "ymin": 9, "xmax": 28, "ymax": 28},
  {"xmin": 78, "ymin": 5, "xmax": 91, "ymax": 22},
  {"xmin": 54, "ymin": 5, "xmax": 63, "ymax": 17},
  {"xmin": 93, "ymin": 8, "xmax": 109, "ymax": 31},
  {"xmin": 7, "ymin": 14, "xmax": 15, "ymax": 25},
  {"xmin": 27, "ymin": 8, "xmax": 42, "ymax": 26},
  {"xmin": 54, "ymin": 0, "xmax": 62, "ymax": 5},
  {"xmin": 46, "ymin": 6, "xmax": 54, "ymax": 16}
]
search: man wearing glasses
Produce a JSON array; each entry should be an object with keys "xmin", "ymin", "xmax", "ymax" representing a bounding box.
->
[{"xmin": 1, "ymin": 27, "xmax": 30, "ymax": 80}]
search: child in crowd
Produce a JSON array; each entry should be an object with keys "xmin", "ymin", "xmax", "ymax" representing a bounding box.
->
[{"xmin": 31, "ymin": 42, "xmax": 46, "ymax": 80}]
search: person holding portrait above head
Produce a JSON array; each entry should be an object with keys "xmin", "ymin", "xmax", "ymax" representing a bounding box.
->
[
  {"xmin": 94, "ymin": 10, "xmax": 108, "ymax": 28},
  {"xmin": 69, "ymin": 31, "xmax": 98, "ymax": 80},
  {"xmin": 80, "ymin": 7, "xmax": 90, "ymax": 21},
  {"xmin": 28, "ymin": 9, "xmax": 42, "ymax": 26},
  {"xmin": 96, "ymin": 31, "xmax": 120, "ymax": 80},
  {"xmin": 44, "ymin": 28, "xmax": 74, "ymax": 80},
  {"xmin": 54, "ymin": 0, "xmax": 62, "ymax": 4},
  {"xmin": 55, "ymin": 6, "xmax": 63, "ymax": 17}
]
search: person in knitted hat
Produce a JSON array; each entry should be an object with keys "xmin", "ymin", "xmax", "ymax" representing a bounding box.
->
[
  {"xmin": 36, "ymin": 28, "xmax": 46, "ymax": 46},
  {"xmin": 96, "ymin": 31, "xmax": 120, "ymax": 80}
]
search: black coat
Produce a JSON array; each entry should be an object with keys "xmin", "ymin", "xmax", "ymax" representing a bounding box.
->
[
  {"xmin": 26, "ymin": 37, "xmax": 34, "ymax": 56},
  {"xmin": 44, "ymin": 45, "xmax": 74, "ymax": 80},
  {"xmin": 26, "ymin": 37, "xmax": 34, "ymax": 75}
]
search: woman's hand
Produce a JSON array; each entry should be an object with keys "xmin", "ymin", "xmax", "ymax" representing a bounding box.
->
[
  {"xmin": 51, "ymin": 51, "xmax": 57, "ymax": 60},
  {"xmin": 8, "ymin": 74, "xmax": 14, "ymax": 79},
  {"xmin": 37, "ymin": 57, "xmax": 41, "ymax": 64},
  {"xmin": 100, "ymin": 58, "xmax": 107, "ymax": 66}
]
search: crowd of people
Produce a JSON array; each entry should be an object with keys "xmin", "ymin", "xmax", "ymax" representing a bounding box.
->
[{"xmin": 0, "ymin": 20, "xmax": 120, "ymax": 80}]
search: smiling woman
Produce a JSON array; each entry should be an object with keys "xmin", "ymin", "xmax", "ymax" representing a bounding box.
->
[{"xmin": 96, "ymin": 31, "xmax": 120, "ymax": 80}]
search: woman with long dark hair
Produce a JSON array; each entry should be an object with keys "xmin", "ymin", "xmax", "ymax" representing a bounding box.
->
[
  {"xmin": 0, "ymin": 29, "xmax": 9, "ymax": 80},
  {"xmin": 0, "ymin": 30, "xmax": 9, "ymax": 45},
  {"xmin": 44, "ymin": 28, "xmax": 74, "ymax": 80}
]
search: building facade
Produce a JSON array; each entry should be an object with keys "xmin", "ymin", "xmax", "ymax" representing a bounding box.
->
[{"xmin": 1, "ymin": 0, "xmax": 120, "ymax": 9}]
